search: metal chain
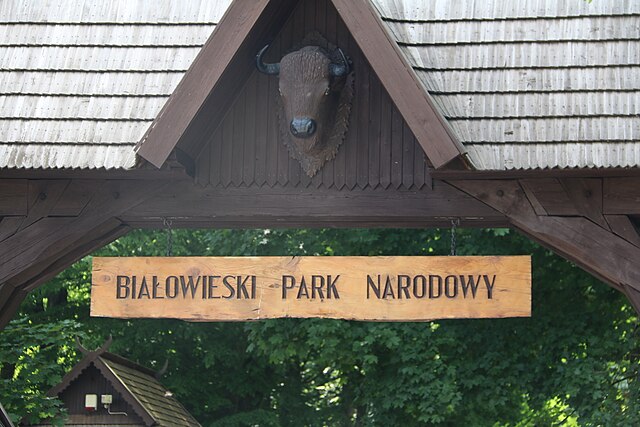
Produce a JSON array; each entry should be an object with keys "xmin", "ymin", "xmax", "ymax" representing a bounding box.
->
[
  {"xmin": 162, "ymin": 217, "xmax": 173, "ymax": 256},
  {"xmin": 450, "ymin": 218, "xmax": 460, "ymax": 256}
]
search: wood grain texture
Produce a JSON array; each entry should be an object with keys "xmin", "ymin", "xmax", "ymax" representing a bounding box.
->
[
  {"xmin": 605, "ymin": 215, "xmax": 640, "ymax": 248},
  {"xmin": 122, "ymin": 180, "xmax": 504, "ymax": 227},
  {"xmin": 331, "ymin": 0, "xmax": 465, "ymax": 169},
  {"xmin": 0, "ymin": 180, "xmax": 28, "ymax": 215},
  {"xmin": 136, "ymin": 0, "xmax": 271, "ymax": 167},
  {"xmin": 192, "ymin": 0, "xmax": 432, "ymax": 191},
  {"xmin": 91, "ymin": 256, "xmax": 531, "ymax": 321},
  {"xmin": 451, "ymin": 179, "xmax": 640, "ymax": 296},
  {"xmin": 604, "ymin": 177, "xmax": 640, "ymax": 214}
]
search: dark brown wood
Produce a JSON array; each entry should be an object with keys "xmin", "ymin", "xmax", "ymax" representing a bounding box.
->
[
  {"xmin": 0, "ymin": 180, "xmax": 168, "ymax": 328},
  {"xmin": 391, "ymin": 108, "xmax": 403, "ymax": 189},
  {"xmin": 136, "ymin": 0, "xmax": 271, "ymax": 168},
  {"xmin": 50, "ymin": 180, "xmax": 96, "ymax": 216},
  {"xmin": 266, "ymin": 68, "xmax": 279, "ymax": 187},
  {"xmin": 605, "ymin": 215, "xmax": 640, "ymax": 248},
  {"xmin": 402, "ymin": 122, "xmax": 415, "ymax": 189},
  {"xmin": 331, "ymin": 0, "xmax": 465, "ymax": 169},
  {"xmin": 0, "ymin": 216, "xmax": 24, "ymax": 242},
  {"xmin": 604, "ymin": 177, "xmax": 640, "ymax": 214},
  {"xmin": 254, "ymin": 72, "xmax": 269, "ymax": 187},
  {"xmin": 0, "ymin": 180, "xmax": 28, "ymax": 215},
  {"xmin": 451, "ymin": 179, "xmax": 640, "ymax": 308},
  {"xmin": 368, "ymin": 72, "xmax": 381, "ymax": 189},
  {"xmin": 519, "ymin": 178, "xmax": 579, "ymax": 216},
  {"xmin": 243, "ymin": 72, "xmax": 257, "ymax": 186},
  {"xmin": 191, "ymin": 0, "xmax": 430, "ymax": 192},
  {"xmin": 20, "ymin": 180, "xmax": 70, "ymax": 231},
  {"xmin": 432, "ymin": 167, "xmax": 640, "ymax": 181},
  {"xmin": 561, "ymin": 178, "xmax": 608, "ymax": 228},
  {"xmin": 122, "ymin": 180, "xmax": 504, "ymax": 228},
  {"xmin": 231, "ymin": 88, "xmax": 245, "ymax": 187},
  {"xmin": 196, "ymin": 142, "xmax": 211, "ymax": 186},
  {"xmin": 356, "ymin": 47, "xmax": 370, "ymax": 189},
  {"xmin": 379, "ymin": 91, "xmax": 392, "ymax": 189},
  {"xmin": 58, "ymin": 365, "xmax": 145, "ymax": 424},
  {"xmin": 0, "ymin": 221, "xmax": 129, "ymax": 329}
]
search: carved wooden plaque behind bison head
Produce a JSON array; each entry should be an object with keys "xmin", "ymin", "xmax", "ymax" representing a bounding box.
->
[{"xmin": 256, "ymin": 33, "xmax": 354, "ymax": 177}]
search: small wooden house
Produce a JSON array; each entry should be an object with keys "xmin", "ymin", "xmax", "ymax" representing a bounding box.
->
[
  {"xmin": 0, "ymin": 402, "xmax": 14, "ymax": 427},
  {"xmin": 29, "ymin": 342, "xmax": 200, "ymax": 427}
]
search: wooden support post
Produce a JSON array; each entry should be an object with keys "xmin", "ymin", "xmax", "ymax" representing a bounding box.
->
[
  {"xmin": 451, "ymin": 179, "xmax": 640, "ymax": 313},
  {"xmin": 0, "ymin": 179, "xmax": 168, "ymax": 328}
]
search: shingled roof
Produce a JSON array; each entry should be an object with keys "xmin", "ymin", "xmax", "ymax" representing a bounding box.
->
[
  {"xmin": 371, "ymin": 0, "xmax": 640, "ymax": 170},
  {"xmin": 1, "ymin": 0, "xmax": 638, "ymax": 171},
  {"xmin": 46, "ymin": 348, "xmax": 200, "ymax": 427},
  {"xmin": 0, "ymin": 0, "xmax": 230, "ymax": 169}
]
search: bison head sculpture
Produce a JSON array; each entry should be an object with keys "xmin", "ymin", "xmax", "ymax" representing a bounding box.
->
[{"xmin": 256, "ymin": 34, "xmax": 354, "ymax": 177}]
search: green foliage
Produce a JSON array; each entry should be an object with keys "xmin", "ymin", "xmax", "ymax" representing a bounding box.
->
[
  {"xmin": 1, "ymin": 227, "xmax": 638, "ymax": 426},
  {"xmin": 0, "ymin": 317, "xmax": 83, "ymax": 425}
]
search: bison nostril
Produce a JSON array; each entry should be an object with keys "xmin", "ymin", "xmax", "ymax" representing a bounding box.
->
[
  {"xmin": 290, "ymin": 117, "xmax": 317, "ymax": 139},
  {"xmin": 307, "ymin": 120, "xmax": 316, "ymax": 135}
]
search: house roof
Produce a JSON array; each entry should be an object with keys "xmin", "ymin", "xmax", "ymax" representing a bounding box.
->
[
  {"xmin": 371, "ymin": 0, "xmax": 640, "ymax": 170},
  {"xmin": 0, "ymin": 0, "xmax": 230, "ymax": 170},
  {"xmin": 49, "ymin": 348, "xmax": 200, "ymax": 427},
  {"xmin": 1, "ymin": 0, "xmax": 638, "ymax": 171},
  {"xmin": 0, "ymin": 401, "xmax": 14, "ymax": 427}
]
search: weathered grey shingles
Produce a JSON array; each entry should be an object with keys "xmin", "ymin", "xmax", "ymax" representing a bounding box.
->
[
  {"xmin": 371, "ymin": 0, "xmax": 640, "ymax": 170},
  {"xmin": 101, "ymin": 357, "xmax": 201, "ymax": 427},
  {"xmin": 372, "ymin": 0, "xmax": 640, "ymax": 22},
  {"xmin": 0, "ymin": 0, "xmax": 231, "ymax": 169},
  {"xmin": 3, "ymin": 0, "xmax": 638, "ymax": 171}
]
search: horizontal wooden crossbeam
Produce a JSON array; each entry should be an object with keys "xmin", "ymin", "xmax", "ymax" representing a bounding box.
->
[{"xmin": 450, "ymin": 178, "xmax": 640, "ymax": 312}]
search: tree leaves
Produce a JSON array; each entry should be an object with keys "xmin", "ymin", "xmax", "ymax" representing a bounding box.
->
[{"xmin": 1, "ymin": 227, "xmax": 638, "ymax": 425}]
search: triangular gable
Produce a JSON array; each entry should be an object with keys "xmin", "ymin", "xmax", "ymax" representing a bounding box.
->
[
  {"xmin": 136, "ymin": 0, "xmax": 466, "ymax": 171},
  {"xmin": 47, "ymin": 351, "xmax": 155, "ymax": 426},
  {"xmin": 194, "ymin": 0, "xmax": 431, "ymax": 190},
  {"xmin": 46, "ymin": 349, "xmax": 199, "ymax": 427}
]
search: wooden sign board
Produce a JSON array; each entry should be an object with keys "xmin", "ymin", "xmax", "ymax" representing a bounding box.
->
[{"xmin": 91, "ymin": 256, "xmax": 531, "ymax": 321}]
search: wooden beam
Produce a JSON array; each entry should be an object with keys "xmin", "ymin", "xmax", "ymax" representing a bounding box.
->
[
  {"xmin": 605, "ymin": 215, "xmax": 640, "ymax": 248},
  {"xmin": 0, "ymin": 222, "xmax": 130, "ymax": 329},
  {"xmin": 0, "ymin": 180, "xmax": 28, "ymax": 215},
  {"xmin": 604, "ymin": 177, "xmax": 640, "ymax": 214},
  {"xmin": 121, "ymin": 180, "xmax": 505, "ymax": 228},
  {"xmin": 0, "ymin": 179, "xmax": 167, "ymax": 329},
  {"xmin": 20, "ymin": 180, "xmax": 70, "ymax": 231},
  {"xmin": 0, "ymin": 216, "xmax": 24, "ymax": 242},
  {"xmin": 451, "ymin": 179, "xmax": 640, "ymax": 311},
  {"xmin": 123, "ymin": 217, "xmax": 509, "ymax": 230},
  {"xmin": 0, "ymin": 180, "xmax": 168, "ymax": 296},
  {"xmin": 135, "ymin": 0, "xmax": 298, "ymax": 167},
  {"xmin": 331, "ymin": 0, "xmax": 466, "ymax": 169}
]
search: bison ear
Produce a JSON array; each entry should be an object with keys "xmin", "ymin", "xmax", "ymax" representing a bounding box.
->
[
  {"xmin": 329, "ymin": 48, "xmax": 350, "ymax": 77},
  {"xmin": 256, "ymin": 45, "xmax": 280, "ymax": 75}
]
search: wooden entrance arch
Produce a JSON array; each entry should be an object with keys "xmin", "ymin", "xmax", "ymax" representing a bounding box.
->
[{"xmin": 1, "ymin": 0, "xmax": 639, "ymax": 327}]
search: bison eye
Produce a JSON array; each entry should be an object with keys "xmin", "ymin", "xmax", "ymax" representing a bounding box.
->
[{"xmin": 324, "ymin": 87, "xmax": 330, "ymax": 96}]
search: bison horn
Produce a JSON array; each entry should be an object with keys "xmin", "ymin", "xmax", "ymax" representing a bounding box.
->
[
  {"xmin": 256, "ymin": 45, "xmax": 280, "ymax": 75},
  {"xmin": 329, "ymin": 48, "xmax": 350, "ymax": 77}
]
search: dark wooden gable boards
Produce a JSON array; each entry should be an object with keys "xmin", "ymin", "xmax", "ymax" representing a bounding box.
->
[
  {"xmin": 135, "ymin": 0, "xmax": 466, "ymax": 173},
  {"xmin": 195, "ymin": 0, "xmax": 430, "ymax": 190}
]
